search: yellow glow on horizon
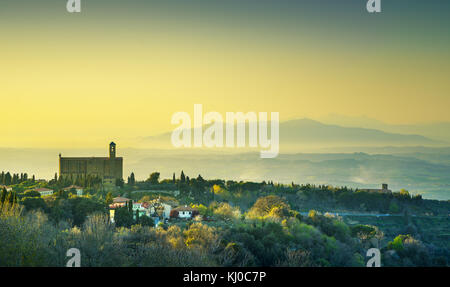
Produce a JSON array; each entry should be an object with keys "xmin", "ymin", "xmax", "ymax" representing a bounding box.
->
[{"xmin": 1, "ymin": 28, "xmax": 449, "ymax": 148}]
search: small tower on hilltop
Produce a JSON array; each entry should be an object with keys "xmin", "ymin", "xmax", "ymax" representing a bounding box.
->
[{"xmin": 109, "ymin": 142, "xmax": 116, "ymax": 159}]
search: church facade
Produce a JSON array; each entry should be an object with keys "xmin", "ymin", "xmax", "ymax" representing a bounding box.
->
[{"xmin": 59, "ymin": 142, "xmax": 123, "ymax": 185}]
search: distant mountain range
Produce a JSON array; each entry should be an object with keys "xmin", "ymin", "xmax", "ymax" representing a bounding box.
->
[
  {"xmin": 319, "ymin": 114, "xmax": 450, "ymax": 142},
  {"xmin": 143, "ymin": 118, "xmax": 444, "ymax": 150},
  {"xmin": 280, "ymin": 118, "xmax": 442, "ymax": 147}
]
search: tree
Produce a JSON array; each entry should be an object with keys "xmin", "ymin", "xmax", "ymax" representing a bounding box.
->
[
  {"xmin": 128, "ymin": 172, "xmax": 135, "ymax": 185},
  {"xmin": 213, "ymin": 203, "xmax": 240, "ymax": 221},
  {"xmin": 351, "ymin": 224, "xmax": 377, "ymax": 239},
  {"xmin": 389, "ymin": 201, "xmax": 400, "ymax": 213},
  {"xmin": 277, "ymin": 249, "xmax": 314, "ymax": 267},
  {"xmin": 21, "ymin": 197, "xmax": 47, "ymax": 211},
  {"xmin": 56, "ymin": 189, "xmax": 69, "ymax": 199},
  {"xmin": 180, "ymin": 170, "xmax": 185, "ymax": 183},
  {"xmin": 128, "ymin": 200, "xmax": 133, "ymax": 213},
  {"xmin": 69, "ymin": 197, "xmax": 106, "ymax": 226},
  {"xmin": 399, "ymin": 189, "xmax": 411, "ymax": 200},
  {"xmin": 351, "ymin": 224, "xmax": 383, "ymax": 247},
  {"xmin": 135, "ymin": 209, "xmax": 140, "ymax": 223},
  {"xmin": 4, "ymin": 172, "xmax": 12, "ymax": 186},
  {"xmin": 139, "ymin": 214, "xmax": 154, "ymax": 227},
  {"xmin": 115, "ymin": 178, "xmax": 124, "ymax": 188},
  {"xmin": 114, "ymin": 207, "xmax": 133, "ymax": 228},
  {"xmin": 249, "ymin": 195, "xmax": 290, "ymax": 217},
  {"xmin": 0, "ymin": 188, "xmax": 7, "ymax": 203},
  {"xmin": 147, "ymin": 172, "xmax": 160, "ymax": 185},
  {"xmin": 105, "ymin": 192, "xmax": 113, "ymax": 205},
  {"xmin": 388, "ymin": 235, "xmax": 410, "ymax": 252},
  {"xmin": 183, "ymin": 222, "xmax": 219, "ymax": 252}
]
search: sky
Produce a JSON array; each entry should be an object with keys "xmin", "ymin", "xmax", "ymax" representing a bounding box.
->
[{"xmin": 1, "ymin": 0, "xmax": 449, "ymax": 148}]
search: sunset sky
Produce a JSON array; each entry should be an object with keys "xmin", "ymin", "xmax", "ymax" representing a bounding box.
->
[{"xmin": 1, "ymin": 0, "xmax": 449, "ymax": 148}]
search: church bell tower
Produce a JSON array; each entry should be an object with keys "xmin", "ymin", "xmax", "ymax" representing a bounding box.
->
[{"xmin": 109, "ymin": 142, "xmax": 116, "ymax": 158}]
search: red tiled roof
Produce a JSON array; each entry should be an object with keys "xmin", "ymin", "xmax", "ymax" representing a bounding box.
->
[
  {"xmin": 35, "ymin": 188, "xmax": 53, "ymax": 192},
  {"xmin": 141, "ymin": 202, "xmax": 151, "ymax": 209},
  {"xmin": 113, "ymin": 197, "xmax": 130, "ymax": 203}
]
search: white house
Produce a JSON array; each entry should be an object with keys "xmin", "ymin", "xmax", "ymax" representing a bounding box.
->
[
  {"xmin": 132, "ymin": 202, "xmax": 149, "ymax": 219},
  {"xmin": 172, "ymin": 206, "xmax": 198, "ymax": 219},
  {"xmin": 35, "ymin": 187, "xmax": 54, "ymax": 197},
  {"xmin": 63, "ymin": 185, "xmax": 84, "ymax": 196},
  {"xmin": 132, "ymin": 202, "xmax": 143, "ymax": 210}
]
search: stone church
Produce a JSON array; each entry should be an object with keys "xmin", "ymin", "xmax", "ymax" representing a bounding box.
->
[{"xmin": 59, "ymin": 142, "xmax": 123, "ymax": 185}]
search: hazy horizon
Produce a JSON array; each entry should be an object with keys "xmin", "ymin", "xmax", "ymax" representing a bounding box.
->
[{"xmin": 1, "ymin": 145, "xmax": 449, "ymax": 200}]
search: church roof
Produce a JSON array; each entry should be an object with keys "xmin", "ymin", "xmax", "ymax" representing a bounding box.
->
[{"xmin": 60, "ymin": 156, "xmax": 122, "ymax": 160}]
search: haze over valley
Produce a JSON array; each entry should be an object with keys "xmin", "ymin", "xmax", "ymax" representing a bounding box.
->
[{"xmin": 2, "ymin": 118, "xmax": 449, "ymax": 200}]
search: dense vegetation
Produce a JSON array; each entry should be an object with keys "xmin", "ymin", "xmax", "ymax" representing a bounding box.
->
[{"xmin": 0, "ymin": 170, "xmax": 449, "ymax": 267}]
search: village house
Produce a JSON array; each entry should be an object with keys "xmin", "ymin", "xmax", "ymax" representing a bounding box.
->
[
  {"xmin": 108, "ymin": 197, "xmax": 131, "ymax": 223},
  {"xmin": 132, "ymin": 202, "xmax": 148, "ymax": 219},
  {"xmin": 132, "ymin": 202, "xmax": 143, "ymax": 210},
  {"xmin": 170, "ymin": 205, "xmax": 199, "ymax": 219},
  {"xmin": 63, "ymin": 185, "xmax": 84, "ymax": 196},
  {"xmin": 34, "ymin": 187, "xmax": 54, "ymax": 197},
  {"xmin": 133, "ymin": 200, "xmax": 173, "ymax": 220},
  {"xmin": 147, "ymin": 198, "xmax": 174, "ymax": 219},
  {"xmin": 108, "ymin": 196, "xmax": 176, "ymax": 223},
  {"xmin": 109, "ymin": 196, "xmax": 131, "ymax": 208}
]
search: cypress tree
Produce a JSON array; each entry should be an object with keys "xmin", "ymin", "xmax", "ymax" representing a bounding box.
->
[
  {"xmin": 0, "ymin": 188, "xmax": 7, "ymax": 203},
  {"xmin": 128, "ymin": 200, "xmax": 133, "ymax": 213}
]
